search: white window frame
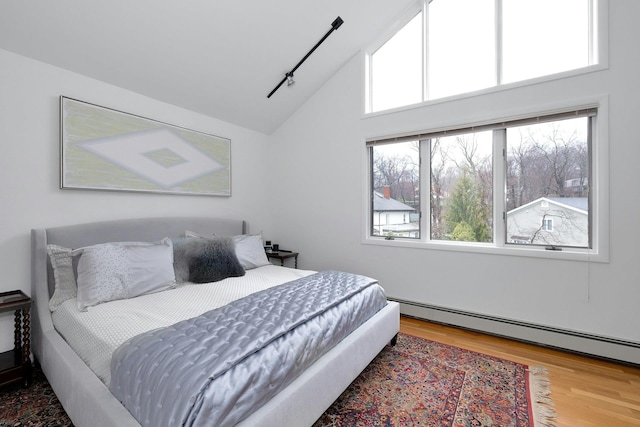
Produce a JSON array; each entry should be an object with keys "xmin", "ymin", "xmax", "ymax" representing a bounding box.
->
[
  {"xmin": 363, "ymin": 0, "xmax": 607, "ymax": 116},
  {"xmin": 363, "ymin": 97, "xmax": 609, "ymax": 263}
]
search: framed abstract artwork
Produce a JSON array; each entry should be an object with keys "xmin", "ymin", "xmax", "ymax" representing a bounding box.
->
[{"xmin": 60, "ymin": 96, "xmax": 231, "ymax": 196}]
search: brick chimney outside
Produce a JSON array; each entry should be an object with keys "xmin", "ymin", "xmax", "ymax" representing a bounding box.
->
[{"xmin": 383, "ymin": 187, "xmax": 391, "ymax": 199}]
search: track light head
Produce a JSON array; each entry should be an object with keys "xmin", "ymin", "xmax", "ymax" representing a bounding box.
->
[{"xmin": 286, "ymin": 73, "xmax": 295, "ymax": 87}]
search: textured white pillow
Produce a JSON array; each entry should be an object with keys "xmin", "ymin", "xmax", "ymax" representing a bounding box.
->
[
  {"xmin": 47, "ymin": 244, "xmax": 77, "ymax": 311},
  {"xmin": 73, "ymin": 238, "xmax": 176, "ymax": 311},
  {"xmin": 233, "ymin": 234, "xmax": 270, "ymax": 270}
]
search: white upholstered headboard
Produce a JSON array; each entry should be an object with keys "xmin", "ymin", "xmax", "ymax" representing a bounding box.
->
[{"xmin": 30, "ymin": 216, "xmax": 246, "ymax": 363}]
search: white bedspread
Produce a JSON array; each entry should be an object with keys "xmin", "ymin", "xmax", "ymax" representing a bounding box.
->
[{"xmin": 52, "ymin": 265, "xmax": 314, "ymax": 385}]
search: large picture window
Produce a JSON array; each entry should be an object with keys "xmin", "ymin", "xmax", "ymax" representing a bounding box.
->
[
  {"xmin": 366, "ymin": 0, "xmax": 597, "ymax": 113},
  {"xmin": 368, "ymin": 109, "xmax": 596, "ymax": 253}
]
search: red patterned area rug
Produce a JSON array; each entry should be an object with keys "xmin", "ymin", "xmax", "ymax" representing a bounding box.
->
[
  {"xmin": 314, "ymin": 332, "xmax": 556, "ymax": 427},
  {"xmin": 0, "ymin": 334, "xmax": 555, "ymax": 427},
  {"xmin": 0, "ymin": 364, "xmax": 72, "ymax": 427}
]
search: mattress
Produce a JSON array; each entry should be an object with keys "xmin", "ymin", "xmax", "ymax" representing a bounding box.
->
[{"xmin": 52, "ymin": 265, "xmax": 315, "ymax": 385}]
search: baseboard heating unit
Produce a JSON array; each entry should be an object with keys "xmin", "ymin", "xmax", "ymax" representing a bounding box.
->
[{"xmin": 391, "ymin": 297, "xmax": 640, "ymax": 366}]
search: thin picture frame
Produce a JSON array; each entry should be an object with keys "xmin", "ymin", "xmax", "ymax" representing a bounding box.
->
[{"xmin": 60, "ymin": 96, "xmax": 231, "ymax": 196}]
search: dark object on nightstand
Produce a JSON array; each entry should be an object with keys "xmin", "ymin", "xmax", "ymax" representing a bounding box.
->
[
  {"xmin": 266, "ymin": 250, "xmax": 299, "ymax": 269},
  {"xmin": 0, "ymin": 290, "xmax": 32, "ymax": 388}
]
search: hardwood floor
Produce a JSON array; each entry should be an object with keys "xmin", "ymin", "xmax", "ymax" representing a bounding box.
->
[{"xmin": 400, "ymin": 315, "xmax": 640, "ymax": 427}]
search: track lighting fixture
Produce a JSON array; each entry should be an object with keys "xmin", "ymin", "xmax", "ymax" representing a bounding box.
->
[
  {"xmin": 286, "ymin": 72, "xmax": 295, "ymax": 87},
  {"xmin": 267, "ymin": 16, "xmax": 344, "ymax": 98}
]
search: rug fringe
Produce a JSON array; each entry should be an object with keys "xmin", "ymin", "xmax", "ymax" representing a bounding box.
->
[{"xmin": 528, "ymin": 366, "xmax": 557, "ymax": 427}]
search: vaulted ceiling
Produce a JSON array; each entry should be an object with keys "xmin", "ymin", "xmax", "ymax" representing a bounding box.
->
[{"xmin": 0, "ymin": 0, "xmax": 416, "ymax": 134}]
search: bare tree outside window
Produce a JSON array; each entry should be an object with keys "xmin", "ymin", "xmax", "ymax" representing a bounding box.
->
[{"xmin": 505, "ymin": 117, "xmax": 590, "ymax": 247}]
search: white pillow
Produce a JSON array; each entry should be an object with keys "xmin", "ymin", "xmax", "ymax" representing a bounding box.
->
[
  {"xmin": 72, "ymin": 238, "xmax": 176, "ymax": 311},
  {"xmin": 47, "ymin": 244, "xmax": 77, "ymax": 311},
  {"xmin": 233, "ymin": 234, "xmax": 270, "ymax": 270}
]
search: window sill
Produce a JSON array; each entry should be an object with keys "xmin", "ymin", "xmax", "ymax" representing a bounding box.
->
[{"xmin": 362, "ymin": 237, "xmax": 608, "ymax": 263}]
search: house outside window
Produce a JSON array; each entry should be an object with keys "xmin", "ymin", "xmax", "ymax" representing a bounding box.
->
[
  {"xmin": 372, "ymin": 189, "xmax": 418, "ymax": 238},
  {"xmin": 507, "ymin": 198, "xmax": 589, "ymax": 247}
]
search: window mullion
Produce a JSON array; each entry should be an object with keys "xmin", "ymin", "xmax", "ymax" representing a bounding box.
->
[
  {"xmin": 423, "ymin": 0, "xmax": 429, "ymax": 101},
  {"xmin": 587, "ymin": 116, "xmax": 594, "ymax": 248},
  {"xmin": 493, "ymin": 129, "xmax": 506, "ymax": 247},
  {"xmin": 495, "ymin": 0, "xmax": 503, "ymax": 85},
  {"xmin": 588, "ymin": 0, "xmax": 596, "ymax": 64},
  {"xmin": 365, "ymin": 54, "xmax": 372, "ymax": 114},
  {"xmin": 421, "ymin": 139, "xmax": 431, "ymax": 242},
  {"xmin": 368, "ymin": 146, "xmax": 374, "ymax": 236}
]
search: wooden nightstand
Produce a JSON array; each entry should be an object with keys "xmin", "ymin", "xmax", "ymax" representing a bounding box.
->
[
  {"xmin": 266, "ymin": 250, "xmax": 299, "ymax": 268},
  {"xmin": 0, "ymin": 290, "xmax": 32, "ymax": 388}
]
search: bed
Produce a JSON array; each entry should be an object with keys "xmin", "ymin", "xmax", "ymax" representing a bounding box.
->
[{"xmin": 30, "ymin": 217, "xmax": 400, "ymax": 427}]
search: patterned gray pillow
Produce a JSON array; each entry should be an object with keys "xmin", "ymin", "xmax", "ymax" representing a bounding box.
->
[{"xmin": 72, "ymin": 238, "xmax": 176, "ymax": 311}]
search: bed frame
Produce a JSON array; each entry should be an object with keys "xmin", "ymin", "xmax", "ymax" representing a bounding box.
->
[{"xmin": 31, "ymin": 217, "xmax": 400, "ymax": 427}]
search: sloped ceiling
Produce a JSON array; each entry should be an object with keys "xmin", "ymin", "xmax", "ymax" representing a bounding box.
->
[{"xmin": 0, "ymin": 0, "xmax": 416, "ymax": 134}]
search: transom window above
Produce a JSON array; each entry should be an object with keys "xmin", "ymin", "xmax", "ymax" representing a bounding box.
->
[{"xmin": 366, "ymin": 0, "xmax": 597, "ymax": 113}]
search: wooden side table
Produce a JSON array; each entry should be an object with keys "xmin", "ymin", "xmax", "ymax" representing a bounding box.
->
[
  {"xmin": 0, "ymin": 290, "xmax": 32, "ymax": 388},
  {"xmin": 266, "ymin": 250, "xmax": 299, "ymax": 268}
]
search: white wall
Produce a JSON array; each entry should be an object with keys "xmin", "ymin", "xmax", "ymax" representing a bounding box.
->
[
  {"xmin": 0, "ymin": 49, "xmax": 272, "ymax": 351},
  {"xmin": 270, "ymin": 2, "xmax": 640, "ymax": 356}
]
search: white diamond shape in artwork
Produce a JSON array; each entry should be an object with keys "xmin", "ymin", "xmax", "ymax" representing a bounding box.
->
[{"xmin": 77, "ymin": 128, "xmax": 225, "ymax": 189}]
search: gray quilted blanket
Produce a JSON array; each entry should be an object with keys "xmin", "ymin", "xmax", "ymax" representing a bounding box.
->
[{"xmin": 109, "ymin": 270, "xmax": 387, "ymax": 427}]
